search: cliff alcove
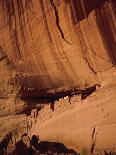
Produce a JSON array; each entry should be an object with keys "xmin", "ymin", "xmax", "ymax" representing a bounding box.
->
[{"xmin": 0, "ymin": 0, "xmax": 116, "ymax": 154}]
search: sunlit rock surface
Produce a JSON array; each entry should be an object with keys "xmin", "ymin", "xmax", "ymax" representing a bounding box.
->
[
  {"xmin": 0, "ymin": 0, "xmax": 116, "ymax": 154},
  {"xmin": 0, "ymin": 0, "xmax": 116, "ymax": 95}
]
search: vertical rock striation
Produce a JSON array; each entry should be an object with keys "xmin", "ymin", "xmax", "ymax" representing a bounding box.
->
[{"xmin": 0, "ymin": 0, "xmax": 115, "ymax": 97}]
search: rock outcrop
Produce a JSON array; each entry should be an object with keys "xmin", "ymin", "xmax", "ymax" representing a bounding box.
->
[
  {"xmin": 0, "ymin": 0, "xmax": 116, "ymax": 97},
  {"xmin": 31, "ymin": 80, "xmax": 116, "ymax": 153},
  {"xmin": 0, "ymin": 0, "xmax": 116, "ymax": 154}
]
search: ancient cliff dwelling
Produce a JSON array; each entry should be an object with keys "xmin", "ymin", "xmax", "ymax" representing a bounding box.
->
[{"xmin": 0, "ymin": 0, "xmax": 116, "ymax": 154}]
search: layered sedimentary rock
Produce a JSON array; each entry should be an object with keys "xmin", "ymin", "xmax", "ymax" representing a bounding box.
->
[
  {"xmin": 0, "ymin": 0, "xmax": 116, "ymax": 153},
  {"xmin": 0, "ymin": 0, "xmax": 116, "ymax": 97},
  {"xmin": 31, "ymin": 81, "xmax": 116, "ymax": 153},
  {"xmin": 1, "ymin": 79, "xmax": 116, "ymax": 154}
]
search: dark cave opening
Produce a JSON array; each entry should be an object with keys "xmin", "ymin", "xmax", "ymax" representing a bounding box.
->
[
  {"xmin": 18, "ymin": 84, "xmax": 100, "ymax": 101},
  {"xmin": 15, "ymin": 84, "xmax": 100, "ymax": 116}
]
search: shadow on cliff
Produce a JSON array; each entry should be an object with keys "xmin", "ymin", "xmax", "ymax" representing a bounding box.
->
[
  {"xmin": 0, "ymin": 134, "xmax": 78, "ymax": 155},
  {"xmin": 16, "ymin": 84, "xmax": 100, "ymax": 116},
  {"xmin": 31, "ymin": 140, "xmax": 78, "ymax": 154},
  {"xmin": 71, "ymin": 0, "xmax": 115, "ymax": 22},
  {"xmin": 71, "ymin": 0, "xmax": 116, "ymax": 65},
  {"xmin": 0, "ymin": 132, "xmax": 12, "ymax": 155}
]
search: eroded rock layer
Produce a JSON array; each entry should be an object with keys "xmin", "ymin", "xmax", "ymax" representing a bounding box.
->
[
  {"xmin": 0, "ymin": 0, "xmax": 116, "ymax": 154},
  {"xmin": 31, "ymin": 82, "xmax": 116, "ymax": 153},
  {"xmin": 0, "ymin": 0, "xmax": 116, "ymax": 97}
]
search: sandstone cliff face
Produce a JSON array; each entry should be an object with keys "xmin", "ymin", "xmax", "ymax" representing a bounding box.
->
[
  {"xmin": 31, "ymin": 82, "xmax": 116, "ymax": 153},
  {"xmin": 0, "ymin": 0, "xmax": 116, "ymax": 154},
  {"xmin": 0, "ymin": 0, "xmax": 116, "ymax": 97}
]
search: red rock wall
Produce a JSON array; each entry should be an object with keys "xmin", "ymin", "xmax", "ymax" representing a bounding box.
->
[
  {"xmin": 30, "ymin": 83, "xmax": 116, "ymax": 153},
  {"xmin": 0, "ymin": 0, "xmax": 115, "ymax": 93},
  {"xmin": 0, "ymin": 1, "xmax": 116, "ymax": 152}
]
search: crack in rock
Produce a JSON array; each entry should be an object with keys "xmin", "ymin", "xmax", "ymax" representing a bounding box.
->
[
  {"xmin": 92, "ymin": 127, "xmax": 96, "ymax": 140},
  {"xmin": 0, "ymin": 47, "xmax": 7, "ymax": 62},
  {"xmin": 91, "ymin": 143, "xmax": 95, "ymax": 154},
  {"xmin": 83, "ymin": 56, "xmax": 97, "ymax": 74},
  {"xmin": 50, "ymin": 0, "xmax": 71, "ymax": 44},
  {"xmin": 91, "ymin": 126, "xmax": 97, "ymax": 154}
]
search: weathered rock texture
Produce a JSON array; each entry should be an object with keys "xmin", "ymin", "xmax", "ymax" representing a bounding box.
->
[
  {"xmin": 0, "ymin": 0, "xmax": 116, "ymax": 153},
  {"xmin": 31, "ymin": 81, "xmax": 116, "ymax": 153},
  {"xmin": 0, "ymin": 0, "xmax": 116, "ymax": 97}
]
